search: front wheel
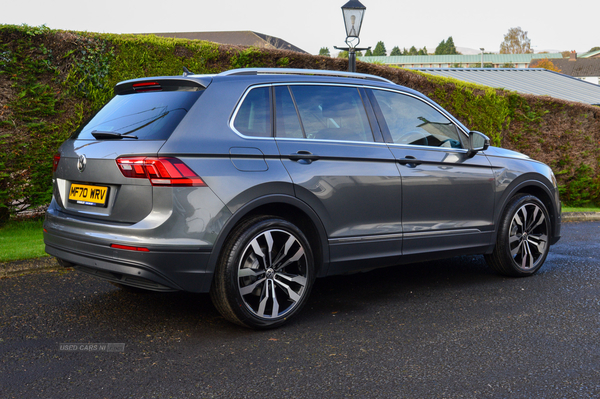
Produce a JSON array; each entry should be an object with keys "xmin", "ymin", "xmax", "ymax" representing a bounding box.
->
[
  {"xmin": 210, "ymin": 216, "xmax": 314, "ymax": 329},
  {"xmin": 485, "ymin": 194, "xmax": 551, "ymax": 277}
]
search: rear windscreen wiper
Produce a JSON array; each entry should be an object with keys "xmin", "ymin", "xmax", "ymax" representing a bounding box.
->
[{"xmin": 91, "ymin": 131, "xmax": 139, "ymax": 140}]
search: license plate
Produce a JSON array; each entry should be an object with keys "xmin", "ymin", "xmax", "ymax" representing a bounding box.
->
[{"xmin": 68, "ymin": 183, "xmax": 109, "ymax": 207}]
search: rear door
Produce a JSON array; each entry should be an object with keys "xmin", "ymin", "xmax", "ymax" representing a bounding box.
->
[
  {"xmin": 273, "ymin": 84, "xmax": 403, "ymax": 274},
  {"xmin": 367, "ymin": 88, "xmax": 495, "ymax": 257}
]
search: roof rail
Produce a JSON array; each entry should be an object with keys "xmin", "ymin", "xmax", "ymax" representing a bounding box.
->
[{"xmin": 219, "ymin": 68, "xmax": 395, "ymax": 84}]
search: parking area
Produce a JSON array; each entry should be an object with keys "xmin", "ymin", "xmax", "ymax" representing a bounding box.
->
[{"xmin": 1, "ymin": 221, "xmax": 599, "ymax": 398}]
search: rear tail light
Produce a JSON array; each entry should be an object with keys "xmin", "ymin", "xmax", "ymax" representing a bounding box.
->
[
  {"xmin": 116, "ymin": 157, "xmax": 206, "ymax": 187},
  {"xmin": 52, "ymin": 152, "xmax": 61, "ymax": 173}
]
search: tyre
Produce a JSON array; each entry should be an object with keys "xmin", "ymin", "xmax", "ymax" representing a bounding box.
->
[
  {"xmin": 210, "ymin": 216, "xmax": 315, "ymax": 329},
  {"xmin": 485, "ymin": 194, "xmax": 551, "ymax": 277}
]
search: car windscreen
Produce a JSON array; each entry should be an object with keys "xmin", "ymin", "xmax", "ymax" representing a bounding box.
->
[{"xmin": 73, "ymin": 90, "xmax": 203, "ymax": 140}]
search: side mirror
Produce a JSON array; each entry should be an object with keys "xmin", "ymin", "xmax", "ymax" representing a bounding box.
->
[{"xmin": 467, "ymin": 131, "xmax": 490, "ymax": 158}]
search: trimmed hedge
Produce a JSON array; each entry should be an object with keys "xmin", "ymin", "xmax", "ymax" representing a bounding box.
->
[{"xmin": 1, "ymin": 24, "xmax": 599, "ymax": 223}]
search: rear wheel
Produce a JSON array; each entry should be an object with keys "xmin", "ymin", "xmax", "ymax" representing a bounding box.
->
[
  {"xmin": 210, "ymin": 216, "xmax": 314, "ymax": 329},
  {"xmin": 485, "ymin": 194, "xmax": 550, "ymax": 276}
]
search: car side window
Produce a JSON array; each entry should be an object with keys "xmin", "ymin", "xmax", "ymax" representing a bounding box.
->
[
  {"xmin": 371, "ymin": 90, "xmax": 463, "ymax": 149},
  {"xmin": 274, "ymin": 86, "xmax": 304, "ymax": 138},
  {"xmin": 233, "ymin": 87, "xmax": 271, "ymax": 137},
  {"xmin": 282, "ymin": 85, "xmax": 373, "ymax": 142}
]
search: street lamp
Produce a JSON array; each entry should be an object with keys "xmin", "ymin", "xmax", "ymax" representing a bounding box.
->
[
  {"xmin": 480, "ymin": 48, "xmax": 484, "ymax": 68},
  {"xmin": 334, "ymin": 0, "xmax": 370, "ymax": 72}
]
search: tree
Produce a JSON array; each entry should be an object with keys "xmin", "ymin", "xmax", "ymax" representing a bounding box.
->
[
  {"xmin": 373, "ymin": 41, "xmax": 387, "ymax": 56},
  {"xmin": 318, "ymin": 47, "xmax": 330, "ymax": 57},
  {"xmin": 534, "ymin": 58, "xmax": 562, "ymax": 73},
  {"xmin": 589, "ymin": 46, "xmax": 600, "ymax": 52},
  {"xmin": 390, "ymin": 46, "xmax": 402, "ymax": 56},
  {"xmin": 435, "ymin": 36, "xmax": 459, "ymax": 55},
  {"xmin": 408, "ymin": 46, "xmax": 418, "ymax": 55},
  {"xmin": 364, "ymin": 48, "xmax": 373, "ymax": 56},
  {"xmin": 499, "ymin": 27, "xmax": 532, "ymax": 54},
  {"xmin": 435, "ymin": 38, "xmax": 446, "ymax": 54},
  {"xmin": 445, "ymin": 37, "xmax": 457, "ymax": 54}
]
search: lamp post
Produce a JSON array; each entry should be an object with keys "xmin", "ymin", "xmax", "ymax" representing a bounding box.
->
[
  {"xmin": 480, "ymin": 48, "xmax": 484, "ymax": 68},
  {"xmin": 334, "ymin": 0, "xmax": 370, "ymax": 72}
]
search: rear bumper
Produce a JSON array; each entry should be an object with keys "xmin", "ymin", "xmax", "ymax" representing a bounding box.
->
[{"xmin": 44, "ymin": 231, "xmax": 214, "ymax": 293}]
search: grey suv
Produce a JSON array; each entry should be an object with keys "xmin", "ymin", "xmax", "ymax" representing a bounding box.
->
[{"xmin": 44, "ymin": 68, "xmax": 561, "ymax": 329}]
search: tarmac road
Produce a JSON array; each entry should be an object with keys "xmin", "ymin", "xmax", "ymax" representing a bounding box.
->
[{"xmin": 1, "ymin": 221, "xmax": 599, "ymax": 398}]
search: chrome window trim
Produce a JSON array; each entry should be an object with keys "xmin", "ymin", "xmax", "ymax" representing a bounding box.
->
[
  {"xmin": 229, "ymin": 82, "xmax": 471, "ymax": 146},
  {"xmin": 230, "ymin": 82, "xmax": 380, "ymax": 143}
]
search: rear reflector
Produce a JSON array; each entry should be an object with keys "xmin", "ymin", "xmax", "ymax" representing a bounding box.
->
[
  {"xmin": 53, "ymin": 152, "xmax": 61, "ymax": 173},
  {"xmin": 111, "ymin": 244, "xmax": 150, "ymax": 252},
  {"xmin": 116, "ymin": 157, "xmax": 206, "ymax": 187}
]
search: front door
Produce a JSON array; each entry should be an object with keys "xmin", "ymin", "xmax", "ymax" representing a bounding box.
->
[{"xmin": 367, "ymin": 88, "xmax": 496, "ymax": 257}]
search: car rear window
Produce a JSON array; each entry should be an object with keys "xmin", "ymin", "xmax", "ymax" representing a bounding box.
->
[{"xmin": 73, "ymin": 91, "xmax": 203, "ymax": 140}]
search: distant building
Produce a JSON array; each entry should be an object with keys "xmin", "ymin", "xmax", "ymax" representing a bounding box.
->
[
  {"xmin": 580, "ymin": 49, "xmax": 600, "ymax": 59},
  {"xmin": 530, "ymin": 51, "xmax": 600, "ymax": 85},
  {"xmin": 412, "ymin": 68, "xmax": 600, "ymax": 105},
  {"xmin": 148, "ymin": 31, "xmax": 308, "ymax": 54},
  {"xmin": 359, "ymin": 53, "xmax": 564, "ymax": 69}
]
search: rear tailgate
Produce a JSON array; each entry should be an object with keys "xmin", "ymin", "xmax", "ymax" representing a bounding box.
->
[{"xmin": 52, "ymin": 77, "xmax": 207, "ymax": 223}]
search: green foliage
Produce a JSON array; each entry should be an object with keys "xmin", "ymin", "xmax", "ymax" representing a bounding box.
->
[
  {"xmin": 373, "ymin": 41, "xmax": 387, "ymax": 57},
  {"xmin": 559, "ymin": 163, "xmax": 600, "ymax": 207},
  {"xmin": 276, "ymin": 57, "xmax": 290, "ymax": 67},
  {"xmin": 0, "ymin": 24, "xmax": 70, "ymax": 216},
  {"xmin": 404, "ymin": 46, "xmax": 428, "ymax": 56},
  {"xmin": 364, "ymin": 48, "xmax": 373, "ymax": 57},
  {"xmin": 0, "ymin": 27, "xmax": 224, "ymax": 217},
  {"xmin": 0, "ymin": 24, "xmax": 599, "ymax": 213},
  {"xmin": 318, "ymin": 47, "xmax": 330, "ymax": 57},
  {"xmin": 390, "ymin": 46, "xmax": 402, "ymax": 56},
  {"xmin": 230, "ymin": 47, "xmax": 265, "ymax": 69},
  {"xmin": 64, "ymin": 37, "xmax": 115, "ymax": 109},
  {"xmin": 435, "ymin": 36, "xmax": 459, "ymax": 55}
]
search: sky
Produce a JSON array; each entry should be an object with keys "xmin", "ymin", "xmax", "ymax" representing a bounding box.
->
[{"xmin": 2, "ymin": 0, "xmax": 598, "ymax": 56}]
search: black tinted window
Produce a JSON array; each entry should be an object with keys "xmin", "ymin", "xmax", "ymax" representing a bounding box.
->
[
  {"xmin": 75, "ymin": 91, "xmax": 202, "ymax": 140},
  {"xmin": 289, "ymin": 85, "xmax": 373, "ymax": 142},
  {"xmin": 233, "ymin": 87, "xmax": 271, "ymax": 137},
  {"xmin": 371, "ymin": 90, "xmax": 463, "ymax": 148}
]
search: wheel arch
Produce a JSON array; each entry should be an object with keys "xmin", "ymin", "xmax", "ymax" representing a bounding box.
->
[
  {"xmin": 495, "ymin": 178, "xmax": 560, "ymax": 244},
  {"xmin": 201, "ymin": 194, "xmax": 329, "ymax": 291}
]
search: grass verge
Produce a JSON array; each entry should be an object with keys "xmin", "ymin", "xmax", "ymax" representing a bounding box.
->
[
  {"xmin": 563, "ymin": 207, "xmax": 600, "ymax": 213},
  {"xmin": 0, "ymin": 219, "xmax": 46, "ymax": 263}
]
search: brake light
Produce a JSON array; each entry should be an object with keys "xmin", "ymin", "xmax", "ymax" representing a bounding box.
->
[
  {"xmin": 116, "ymin": 157, "xmax": 206, "ymax": 187},
  {"xmin": 132, "ymin": 82, "xmax": 162, "ymax": 92},
  {"xmin": 52, "ymin": 152, "xmax": 61, "ymax": 173}
]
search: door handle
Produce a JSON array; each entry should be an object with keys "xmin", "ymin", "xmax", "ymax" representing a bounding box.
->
[
  {"xmin": 289, "ymin": 151, "xmax": 320, "ymax": 164},
  {"xmin": 398, "ymin": 156, "xmax": 422, "ymax": 167}
]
